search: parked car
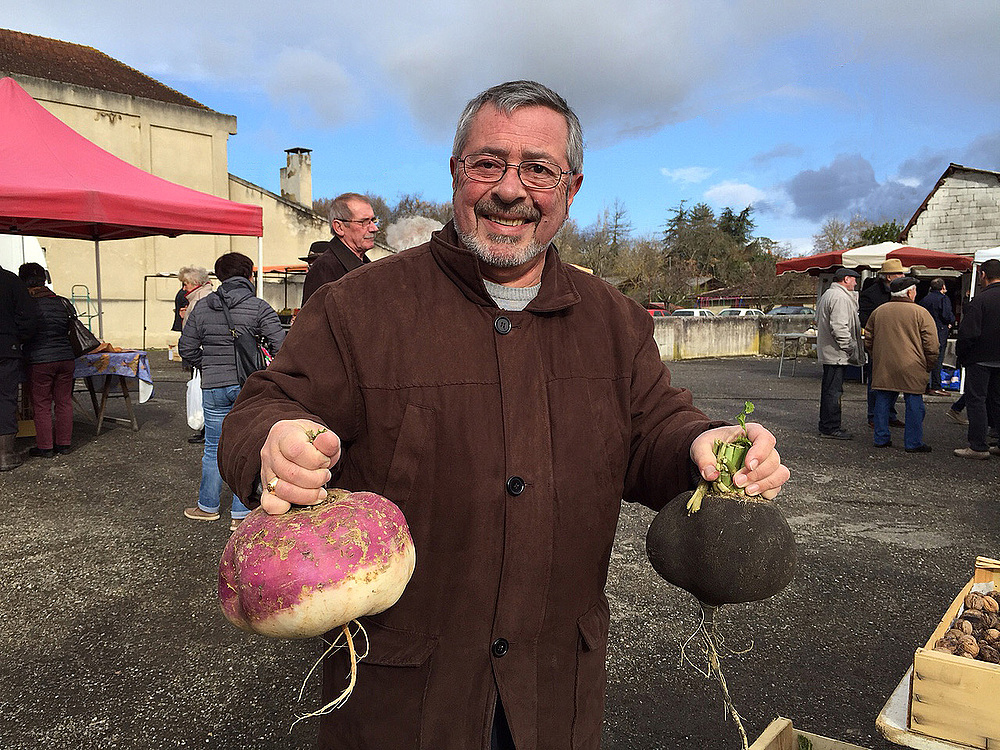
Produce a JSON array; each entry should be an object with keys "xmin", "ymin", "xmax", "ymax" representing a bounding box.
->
[
  {"xmin": 671, "ymin": 308, "xmax": 715, "ymax": 317},
  {"xmin": 767, "ymin": 305, "xmax": 816, "ymax": 317},
  {"xmin": 647, "ymin": 308, "xmax": 670, "ymax": 318},
  {"xmin": 717, "ymin": 308, "xmax": 764, "ymax": 317}
]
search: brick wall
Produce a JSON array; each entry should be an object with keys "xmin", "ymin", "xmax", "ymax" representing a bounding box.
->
[{"xmin": 906, "ymin": 169, "xmax": 1000, "ymax": 254}]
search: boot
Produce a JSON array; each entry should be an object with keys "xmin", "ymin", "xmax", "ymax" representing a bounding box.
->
[{"xmin": 0, "ymin": 433, "xmax": 23, "ymax": 471}]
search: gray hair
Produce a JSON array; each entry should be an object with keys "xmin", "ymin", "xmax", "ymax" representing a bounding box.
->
[
  {"xmin": 328, "ymin": 193, "xmax": 372, "ymax": 224},
  {"xmin": 177, "ymin": 266, "xmax": 209, "ymax": 285},
  {"xmin": 452, "ymin": 80, "xmax": 584, "ymax": 174},
  {"xmin": 890, "ymin": 287, "xmax": 912, "ymax": 298}
]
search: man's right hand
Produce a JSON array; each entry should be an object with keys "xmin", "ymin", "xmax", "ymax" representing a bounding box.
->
[{"xmin": 260, "ymin": 419, "xmax": 340, "ymax": 514}]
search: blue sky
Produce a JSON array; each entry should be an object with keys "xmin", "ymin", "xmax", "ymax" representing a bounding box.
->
[{"xmin": 5, "ymin": 0, "xmax": 999, "ymax": 255}]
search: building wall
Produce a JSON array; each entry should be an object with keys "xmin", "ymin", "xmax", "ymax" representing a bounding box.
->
[
  {"xmin": 906, "ymin": 170, "xmax": 1000, "ymax": 255},
  {"xmin": 10, "ymin": 73, "xmax": 329, "ymax": 349}
]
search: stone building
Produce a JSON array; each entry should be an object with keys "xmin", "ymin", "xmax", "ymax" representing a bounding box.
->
[
  {"xmin": 902, "ymin": 164, "xmax": 1000, "ymax": 257},
  {"xmin": 1, "ymin": 28, "xmax": 330, "ymax": 348}
]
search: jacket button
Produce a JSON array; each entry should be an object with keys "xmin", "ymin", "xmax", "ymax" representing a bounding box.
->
[
  {"xmin": 491, "ymin": 638, "xmax": 509, "ymax": 657},
  {"xmin": 494, "ymin": 316, "xmax": 512, "ymax": 335},
  {"xmin": 506, "ymin": 476, "xmax": 525, "ymax": 496}
]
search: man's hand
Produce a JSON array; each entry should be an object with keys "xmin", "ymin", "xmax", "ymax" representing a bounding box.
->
[
  {"xmin": 260, "ymin": 419, "xmax": 340, "ymax": 514},
  {"xmin": 690, "ymin": 422, "xmax": 789, "ymax": 500}
]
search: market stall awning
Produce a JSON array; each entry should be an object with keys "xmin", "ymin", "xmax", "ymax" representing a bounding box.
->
[
  {"xmin": 777, "ymin": 242, "xmax": 974, "ymax": 276},
  {"xmin": 0, "ymin": 77, "xmax": 262, "ymax": 240}
]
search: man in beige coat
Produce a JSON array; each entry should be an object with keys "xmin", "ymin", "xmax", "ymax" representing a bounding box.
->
[
  {"xmin": 816, "ymin": 267, "xmax": 864, "ymax": 439},
  {"xmin": 864, "ymin": 276, "xmax": 938, "ymax": 452}
]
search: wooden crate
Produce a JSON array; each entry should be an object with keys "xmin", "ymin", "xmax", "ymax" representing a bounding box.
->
[
  {"xmin": 909, "ymin": 557, "xmax": 1000, "ymax": 748},
  {"xmin": 750, "ymin": 717, "xmax": 870, "ymax": 750}
]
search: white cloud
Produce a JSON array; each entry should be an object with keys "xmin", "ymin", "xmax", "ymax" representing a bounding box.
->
[
  {"xmin": 704, "ymin": 181, "xmax": 767, "ymax": 207},
  {"xmin": 661, "ymin": 166, "xmax": 715, "ymax": 183}
]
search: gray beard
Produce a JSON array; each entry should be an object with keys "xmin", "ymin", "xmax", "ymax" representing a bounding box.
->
[{"xmin": 457, "ymin": 229, "xmax": 546, "ymax": 269}]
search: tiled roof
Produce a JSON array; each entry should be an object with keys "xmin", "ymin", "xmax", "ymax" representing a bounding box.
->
[{"xmin": 0, "ymin": 27, "xmax": 213, "ymax": 112}]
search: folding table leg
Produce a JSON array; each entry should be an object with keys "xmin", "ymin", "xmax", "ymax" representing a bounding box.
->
[{"xmin": 117, "ymin": 376, "xmax": 139, "ymax": 431}]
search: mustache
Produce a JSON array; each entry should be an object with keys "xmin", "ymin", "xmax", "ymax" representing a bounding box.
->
[{"xmin": 474, "ymin": 197, "xmax": 540, "ymax": 222}]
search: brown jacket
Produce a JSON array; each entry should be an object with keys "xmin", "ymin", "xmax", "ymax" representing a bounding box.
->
[
  {"xmin": 864, "ymin": 297, "xmax": 938, "ymax": 394},
  {"xmin": 219, "ymin": 222, "xmax": 722, "ymax": 750}
]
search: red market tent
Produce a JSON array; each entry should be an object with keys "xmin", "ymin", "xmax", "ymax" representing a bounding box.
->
[
  {"xmin": 0, "ymin": 77, "xmax": 263, "ymax": 336},
  {"xmin": 776, "ymin": 241, "xmax": 974, "ymax": 276}
]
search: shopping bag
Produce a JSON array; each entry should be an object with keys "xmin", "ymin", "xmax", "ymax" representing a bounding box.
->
[
  {"xmin": 186, "ymin": 369, "xmax": 204, "ymax": 430},
  {"xmin": 63, "ymin": 300, "xmax": 101, "ymax": 357}
]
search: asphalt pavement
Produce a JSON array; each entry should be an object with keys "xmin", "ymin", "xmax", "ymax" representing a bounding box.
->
[{"xmin": 1, "ymin": 351, "xmax": 995, "ymax": 750}]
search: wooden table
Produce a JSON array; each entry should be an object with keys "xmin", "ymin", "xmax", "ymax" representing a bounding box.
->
[{"xmin": 73, "ymin": 350, "xmax": 153, "ymax": 434}]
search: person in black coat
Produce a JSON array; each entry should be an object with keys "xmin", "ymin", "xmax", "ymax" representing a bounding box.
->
[
  {"xmin": 300, "ymin": 193, "xmax": 376, "ymax": 306},
  {"xmin": 919, "ymin": 277, "xmax": 955, "ymax": 395},
  {"xmin": 19, "ymin": 263, "xmax": 76, "ymax": 458},
  {"xmin": 0, "ymin": 264, "xmax": 41, "ymax": 470}
]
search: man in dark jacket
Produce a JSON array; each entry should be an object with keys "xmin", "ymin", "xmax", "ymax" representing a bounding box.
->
[
  {"xmin": 954, "ymin": 258, "xmax": 1000, "ymax": 459},
  {"xmin": 919, "ymin": 277, "xmax": 955, "ymax": 395},
  {"xmin": 0, "ymin": 265, "xmax": 40, "ymax": 470},
  {"xmin": 218, "ymin": 81, "xmax": 790, "ymax": 750},
  {"xmin": 300, "ymin": 193, "xmax": 377, "ymax": 305},
  {"xmin": 860, "ymin": 258, "xmax": 908, "ymax": 427}
]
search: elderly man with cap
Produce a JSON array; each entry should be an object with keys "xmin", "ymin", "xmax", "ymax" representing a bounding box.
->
[
  {"xmin": 860, "ymin": 258, "xmax": 908, "ymax": 428},
  {"xmin": 816, "ymin": 267, "xmax": 865, "ymax": 439},
  {"xmin": 864, "ymin": 276, "xmax": 938, "ymax": 452}
]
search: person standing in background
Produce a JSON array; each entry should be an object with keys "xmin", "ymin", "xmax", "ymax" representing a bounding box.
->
[
  {"xmin": 953, "ymin": 258, "xmax": 1000, "ymax": 459},
  {"xmin": 860, "ymin": 259, "xmax": 908, "ymax": 429},
  {"xmin": 919, "ymin": 277, "xmax": 955, "ymax": 396},
  {"xmin": 816, "ymin": 268, "xmax": 864, "ymax": 440},
  {"xmin": 0, "ymin": 264, "xmax": 40, "ymax": 471},
  {"xmin": 18, "ymin": 263, "xmax": 75, "ymax": 458},
  {"xmin": 865, "ymin": 277, "xmax": 938, "ymax": 452},
  {"xmin": 179, "ymin": 253, "xmax": 285, "ymax": 531},
  {"xmin": 300, "ymin": 193, "xmax": 376, "ymax": 306},
  {"xmin": 174, "ymin": 266, "xmax": 213, "ymax": 444}
]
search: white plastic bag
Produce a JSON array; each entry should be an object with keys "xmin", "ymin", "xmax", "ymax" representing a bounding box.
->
[{"xmin": 186, "ymin": 369, "xmax": 204, "ymax": 431}]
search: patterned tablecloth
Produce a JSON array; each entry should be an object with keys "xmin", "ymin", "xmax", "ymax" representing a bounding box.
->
[{"xmin": 74, "ymin": 350, "xmax": 153, "ymax": 402}]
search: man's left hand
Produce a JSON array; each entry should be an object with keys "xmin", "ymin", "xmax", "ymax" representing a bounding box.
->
[{"xmin": 690, "ymin": 422, "xmax": 789, "ymax": 500}]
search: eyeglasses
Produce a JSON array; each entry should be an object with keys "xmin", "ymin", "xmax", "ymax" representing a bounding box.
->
[
  {"xmin": 458, "ymin": 153, "xmax": 573, "ymax": 190},
  {"xmin": 335, "ymin": 216, "xmax": 380, "ymax": 226}
]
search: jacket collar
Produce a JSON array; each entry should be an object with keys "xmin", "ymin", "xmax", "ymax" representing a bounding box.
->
[
  {"xmin": 326, "ymin": 234, "xmax": 369, "ymax": 269},
  {"xmin": 428, "ymin": 221, "xmax": 581, "ymax": 312}
]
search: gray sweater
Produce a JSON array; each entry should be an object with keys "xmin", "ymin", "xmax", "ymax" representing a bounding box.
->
[{"xmin": 178, "ymin": 277, "xmax": 285, "ymax": 389}]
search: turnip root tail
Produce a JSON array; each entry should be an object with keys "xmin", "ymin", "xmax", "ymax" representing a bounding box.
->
[
  {"xmin": 680, "ymin": 603, "xmax": 750, "ymax": 750},
  {"xmin": 290, "ymin": 619, "xmax": 370, "ymax": 731}
]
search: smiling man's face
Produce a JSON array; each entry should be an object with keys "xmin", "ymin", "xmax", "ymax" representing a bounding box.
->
[{"xmin": 450, "ymin": 104, "xmax": 583, "ymax": 286}]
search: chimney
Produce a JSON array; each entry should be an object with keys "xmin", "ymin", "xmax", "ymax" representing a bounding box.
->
[{"xmin": 280, "ymin": 148, "xmax": 312, "ymax": 207}]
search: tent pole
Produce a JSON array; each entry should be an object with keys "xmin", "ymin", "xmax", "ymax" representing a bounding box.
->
[
  {"xmin": 257, "ymin": 236, "xmax": 264, "ymax": 298},
  {"xmin": 94, "ymin": 238, "xmax": 105, "ymax": 340}
]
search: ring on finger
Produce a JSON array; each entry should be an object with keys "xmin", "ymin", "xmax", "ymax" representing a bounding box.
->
[{"xmin": 266, "ymin": 476, "xmax": 279, "ymax": 494}]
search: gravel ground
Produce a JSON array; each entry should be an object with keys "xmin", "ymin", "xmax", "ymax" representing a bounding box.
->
[{"xmin": 1, "ymin": 351, "xmax": 994, "ymax": 749}]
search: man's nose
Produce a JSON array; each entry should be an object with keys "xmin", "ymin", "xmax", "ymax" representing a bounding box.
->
[{"xmin": 492, "ymin": 165, "xmax": 529, "ymax": 202}]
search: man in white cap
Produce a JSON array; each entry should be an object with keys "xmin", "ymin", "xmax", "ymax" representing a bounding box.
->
[
  {"xmin": 860, "ymin": 258, "xmax": 908, "ymax": 428},
  {"xmin": 864, "ymin": 276, "xmax": 938, "ymax": 452},
  {"xmin": 816, "ymin": 267, "xmax": 864, "ymax": 439}
]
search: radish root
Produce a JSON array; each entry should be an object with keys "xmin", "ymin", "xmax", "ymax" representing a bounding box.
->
[
  {"xmin": 290, "ymin": 619, "xmax": 370, "ymax": 730},
  {"xmin": 679, "ymin": 604, "xmax": 751, "ymax": 750}
]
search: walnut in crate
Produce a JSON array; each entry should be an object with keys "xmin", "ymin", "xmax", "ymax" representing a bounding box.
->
[
  {"xmin": 982, "ymin": 595, "xmax": 1000, "ymax": 615},
  {"xmin": 980, "ymin": 643, "xmax": 1000, "ymax": 664}
]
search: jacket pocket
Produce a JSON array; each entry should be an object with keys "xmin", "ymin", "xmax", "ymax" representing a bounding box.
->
[
  {"xmin": 319, "ymin": 618, "xmax": 438, "ymax": 750},
  {"xmin": 573, "ymin": 597, "xmax": 610, "ymax": 749},
  {"xmin": 383, "ymin": 403, "xmax": 435, "ymax": 509}
]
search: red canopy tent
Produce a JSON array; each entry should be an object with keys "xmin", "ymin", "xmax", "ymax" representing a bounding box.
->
[
  {"xmin": 0, "ymin": 77, "xmax": 263, "ymax": 337},
  {"xmin": 776, "ymin": 241, "xmax": 973, "ymax": 276}
]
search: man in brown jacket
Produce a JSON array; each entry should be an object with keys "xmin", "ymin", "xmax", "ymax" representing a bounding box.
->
[
  {"xmin": 864, "ymin": 276, "xmax": 938, "ymax": 452},
  {"xmin": 218, "ymin": 80, "xmax": 790, "ymax": 750}
]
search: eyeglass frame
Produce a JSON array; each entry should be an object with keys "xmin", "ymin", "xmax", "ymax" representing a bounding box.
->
[
  {"xmin": 334, "ymin": 215, "xmax": 380, "ymax": 226},
  {"xmin": 457, "ymin": 153, "xmax": 575, "ymax": 190}
]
